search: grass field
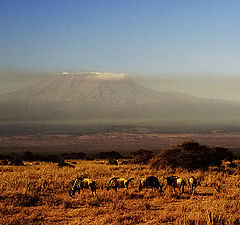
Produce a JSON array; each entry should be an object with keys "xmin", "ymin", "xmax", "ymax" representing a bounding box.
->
[{"xmin": 1, "ymin": 159, "xmax": 240, "ymax": 224}]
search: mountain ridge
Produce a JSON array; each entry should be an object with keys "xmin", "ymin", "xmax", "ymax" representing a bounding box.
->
[{"xmin": 0, "ymin": 73, "xmax": 240, "ymax": 123}]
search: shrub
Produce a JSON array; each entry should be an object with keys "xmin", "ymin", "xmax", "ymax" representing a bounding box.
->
[
  {"xmin": 108, "ymin": 159, "xmax": 118, "ymax": 165},
  {"xmin": 96, "ymin": 151, "xmax": 122, "ymax": 159},
  {"xmin": 22, "ymin": 151, "xmax": 34, "ymax": 161},
  {"xmin": 64, "ymin": 201, "xmax": 73, "ymax": 209},
  {"xmin": 61, "ymin": 152, "xmax": 86, "ymax": 159},
  {"xmin": 150, "ymin": 141, "xmax": 234, "ymax": 170},
  {"xmin": 9, "ymin": 158, "xmax": 24, "ymax": 166},
  {"xmin": 57, "ymin": 160, "xmax": 74, "ymax": 168},
  {"xmin": 42, "ymin": 154, "xmax": 60, "ymax": 163},
  {"xmin": 0, "ymin": 160, "xmax": 8, "ymax": 165},
  {"xmin": 131, "ymin": 149, "xmax": 154, "ymax": 164}
]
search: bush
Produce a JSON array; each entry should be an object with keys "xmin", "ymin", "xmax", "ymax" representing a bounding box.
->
[
  {"xmin": 96, "ymin": 151, "xmax": 122, "ymax": 159},
  {"xmin": 9, "ymin": 158, "xmax": 24, "ymax": 166},
  {"xmin": 150, "ymin": 141, "xmax": 234, "ymax": 170},
  {"xmin": 108, "ymin": 159, "xmax": 118, "ymax": 165},
  {"xmin": 61, "ymin": 152, "xmax": 86, "ymax": 159},
  {"xmin": 0, "ymin": 160, "xmax": 8, "ymax": 165},
  {"xmin": 42, "ymin": 154, "xmax": 60, "ymax": 163},
  {"xmin": 131, "ymin": 149, "xmax": 154, "ymax": 164},
  {"xmin": 57, "ymin": 160, "xmax": 74, "ymax": 168},
  {"xmin": 22, "ymin": 151, "xmax": 34, "ymax": 161}
]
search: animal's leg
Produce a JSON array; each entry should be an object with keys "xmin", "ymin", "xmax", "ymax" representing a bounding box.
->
[
  {"xmin": 181, "ymin": 185, "xmax": 184, "ymax": 194},
  {"xmin": 139, "ymin": 182, "xmax": 143, "ymax": 192}
]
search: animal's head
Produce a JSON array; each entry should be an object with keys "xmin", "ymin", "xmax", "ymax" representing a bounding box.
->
[
  {"xmin": 69, "ymin": 177, "xmax": 82, "ymax": 198},
  {"xmin": 76, "ymin": 175, "xmax": 87, "ymax": 181},
  {"xmin": 69, "ymin": 189, "xmax": 76, "ymax": 198},
  {"xmin": 127, "ymin": 178, "xmax": 135, "ymax": 183}
]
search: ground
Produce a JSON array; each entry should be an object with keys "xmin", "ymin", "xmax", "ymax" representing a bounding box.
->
[
  {"xmin": 1, "ymin": 132, "xmax": 240, "ymax": 154},
  {"xmin": 1, "ymin": 159, "xmax": 240, "ymax": 224}
]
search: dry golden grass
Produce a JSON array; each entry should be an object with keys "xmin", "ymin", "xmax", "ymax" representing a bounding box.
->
[{"xmin": 1, "ymin": 160, "xmax": 240, "ymax": 224}]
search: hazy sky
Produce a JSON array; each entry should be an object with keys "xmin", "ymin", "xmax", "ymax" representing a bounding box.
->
[{"xmin": 1, "ymin": 0, "xmax": 240, "ymax": 76}]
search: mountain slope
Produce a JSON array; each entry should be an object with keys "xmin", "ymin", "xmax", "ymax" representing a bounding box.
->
[{"xmin": 0, "ymin": 73, "xmax": 240, "ymax": 122}]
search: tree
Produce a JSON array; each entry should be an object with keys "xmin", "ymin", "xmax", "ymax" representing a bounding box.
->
[
  {"xmin": 150, "ymin": 141, "xmax": 234, "ymax": 170},
  {"xmin": 131, "ymin": 149, "xmax": 154, "ymax": 164}
]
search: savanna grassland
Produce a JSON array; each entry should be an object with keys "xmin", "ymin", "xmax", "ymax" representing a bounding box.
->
[
  {"xmin": 1, "ymin": 158, "xmax": 240, "ymax": 225},
  {"xmin": 1, "ymin": 132, "xmax": 240, "ymax": 154}
]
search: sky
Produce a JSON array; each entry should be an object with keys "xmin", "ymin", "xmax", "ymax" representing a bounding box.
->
[{"xmin": 1, "ymin": 0, "xmax": 240, "ymax": 76}]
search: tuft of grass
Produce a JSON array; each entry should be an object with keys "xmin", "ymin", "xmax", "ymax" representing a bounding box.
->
[
  {"xmin": 12, "ymin": 193, "xmax": 40, "ymax": 207},
  {"xmin": 145, "ymin": 202, "xmax": 150, "ymax": 210},
  {"xmin": 64, "ymin": 201, "xmax": 73, "ymax": 209},
  {"xmin": 88, "ymin": 198, "xmax": 101, "ymax": 207}
]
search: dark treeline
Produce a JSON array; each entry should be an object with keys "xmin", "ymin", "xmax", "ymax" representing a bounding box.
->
[
  {"xmin": 0, "ymin": 151, "xmax": 87, "ymax": 163},
  {"xmin": 0, "ymin": 150, "xmax": 129, "ymax": 164},
  {"xmin": 0, "ymin": 141, "xmax": 237, "ymax": 171}
]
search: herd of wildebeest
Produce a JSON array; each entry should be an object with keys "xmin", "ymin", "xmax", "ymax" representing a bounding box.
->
[{"xmin": 69, "ymin": 175, "xmax": 198, "ymax": 198}]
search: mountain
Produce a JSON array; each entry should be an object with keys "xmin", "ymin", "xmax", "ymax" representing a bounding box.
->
[{"xmin": 0, "ymin": 72, "xmax": 240, "ymax": 125}]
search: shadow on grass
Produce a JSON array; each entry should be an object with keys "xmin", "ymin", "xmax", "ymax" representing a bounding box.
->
[{"xmin": 195, "ymin": 192, "xmax": 213, "ymax": 197}]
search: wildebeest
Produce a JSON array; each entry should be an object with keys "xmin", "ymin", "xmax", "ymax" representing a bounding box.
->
[
  {"xmin": 139, "ymin": 176, "xmax": 163, "ymax": 192},
  {"xmin": 107, "ymin": 177, "xmax": 134, "ymax": 191},
  {"xmin": 164, "ymin": 176, "xmax": 186, "ymax": 193},
  {"xmin": 188, "ymin": 176, "xmax": 198, "ymax": 194},
  {"xmin": 69, "ymin": 177, "xmax": 96, "ymax": 198}
]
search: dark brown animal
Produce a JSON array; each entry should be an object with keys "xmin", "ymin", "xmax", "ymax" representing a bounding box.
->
[
  {"xmin": 139, "ymin": 176, "xmax": 163, "ymax": 192},
  {"xmin": 164, "ymin": 176, "xmax": 186, "ymax": 193}
]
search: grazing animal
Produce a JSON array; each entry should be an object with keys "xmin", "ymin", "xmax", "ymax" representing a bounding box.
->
[
  {"xmin": 139, "ymin": 176, "xmax": 162, "ymax": 192},
  {"xmin": 107, "ymin": 177, "xmax": 134, "ymax": 191},
  {"xmin": 164, "ymin": 176, "xmax": 186, "ymax": 193},
  {"xmin": 188, "ymin": 176, "xmax": 198, "ymax": 194},
  {"xmin": 164, "ymin": 176, "xmax": 178, "ymax": 187},
  {"xmin": 69, "ymin": 177, "xmax": 96, "ymax": 198}
]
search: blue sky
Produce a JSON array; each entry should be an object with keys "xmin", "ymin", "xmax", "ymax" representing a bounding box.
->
[{"xmin": 1, "ymin": 0, "xmax": 240, "ymax": 76}]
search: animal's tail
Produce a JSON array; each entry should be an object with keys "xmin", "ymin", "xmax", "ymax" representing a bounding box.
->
[{"xmin": 76, "ymin": 175, "xmax": 87, "ymax": 180}]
